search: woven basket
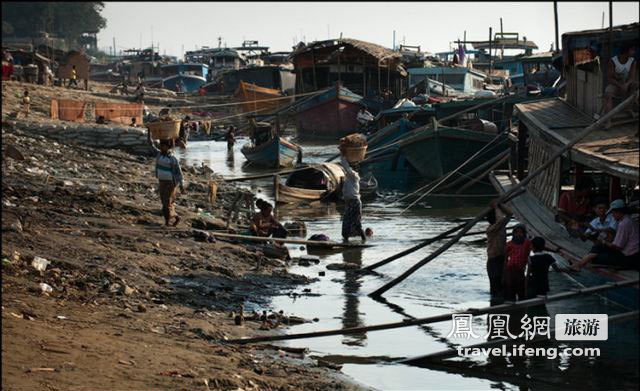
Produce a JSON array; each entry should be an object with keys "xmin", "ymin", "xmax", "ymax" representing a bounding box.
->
[
  {"xmin": 343, "ymin": 146, "xmax": 367, "ymax": 163},
  {"xmin": 147, "ymin": 119, "xmax": 181, "ymax": 140}
]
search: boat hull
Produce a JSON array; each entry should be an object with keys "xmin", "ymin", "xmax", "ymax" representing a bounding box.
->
[
  {"xmin": 277, "ymin": 163, "xmax": 345, "ymax": 204},
  {"xmin": 162, "ymin": 74, "xmax": 206, "ymax": 93},
  {"xmin": 241, "ymin": 137, "xmax": 301, "ymax": 169},
  {"xmin": 234, "ymin": 81, "xmax": 292, "ymax": 114},
  {"xmin": 295, "ymin": 85, "xmax": 363, "ymax": 140}
]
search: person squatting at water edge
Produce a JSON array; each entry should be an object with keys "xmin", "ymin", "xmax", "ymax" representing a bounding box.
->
[
  {"xmin": 572, "ymin": 199, "xmax": 639, "ymax": 271},
  {"xmin": 339, "ymin": 145, "xmax": 368, "ymax": 243},
  {"xmin": 147, "ymin": 129, "xmax": 185, "ymax": 227},
  {"xmin": 250, "ymin": 199, "xmax": 288, "ymax": 240}
]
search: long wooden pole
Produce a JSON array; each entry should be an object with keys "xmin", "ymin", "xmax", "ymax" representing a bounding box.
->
[
  {"xmin": 369, "ymin": 91, "xmax": 638, "ymax": 298},
  {"xmin": 226, "ymin": 279, "xmax": 638, "ymax": 344},
  {"xmin": 454, "ymin": 152, "xmax": 509, "ymax": 194},
  {"xmin": 206, "ymin": 231, "xmax": 373, "ymax": 248},
  {"xmin": 360, "ymin": 221, "xmax": 469, "ymax": 272},
  {"xmin": 489, "ymin": 27, "xmax": 493, "ymax": 74},
  {"xmin": 554, "ymin": 1, "xmax": 560, "ymax": 53}
]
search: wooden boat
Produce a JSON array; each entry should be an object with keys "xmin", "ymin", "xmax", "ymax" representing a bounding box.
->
[
  {"xmin": 294, "ymin": 83, "xmax": 365, "ymax": 140},
  {"xmin": 277, "ymin": 163, "xmax": 345, "ymax": 204},
  {"xmin": 234, "ymin": 80, "xmax": 292, "ymax": 114},
  {"xmin": 241, "ymin": 124, "xmax": 302, "ymax": 168},
  {"xmin": 161, "ymin": 63, "xmax": 209, "ymax": 92}
]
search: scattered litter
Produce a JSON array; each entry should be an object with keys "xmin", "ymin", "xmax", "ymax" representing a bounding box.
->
[
  {"xmin": 27, "ymin": 367, "xmax": 56, "ymax": 373},
  {"xmin": 39, "ymin": 283, "xmax": 53, "ymax": 294},
  {"xmin": 55, "ymin": 315, "xmax": 68, "ymax": 320},
  {"xmin": 31, "ymin": 256, "xmax": 50, "ymax": 272}
]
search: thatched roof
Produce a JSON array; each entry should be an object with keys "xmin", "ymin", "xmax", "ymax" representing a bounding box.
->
[{"xmin": 289, "ymin": 38, "xmax": 402, "ymax": 62}]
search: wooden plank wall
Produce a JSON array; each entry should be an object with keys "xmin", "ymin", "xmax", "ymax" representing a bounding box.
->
[
  {"xmin": 527, "ymin": 137, "xmax": 560, "ymax": 210},
  {"xmin": 566, "ymin": 63, "xmax": 603, "ymax": 117}
]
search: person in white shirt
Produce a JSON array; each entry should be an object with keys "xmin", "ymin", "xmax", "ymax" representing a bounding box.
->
[
  {"xmin": 604, "ymin": 43, "xmax": 638, "ymax": 127},
  {"xmin": 572, "ymin": 198, "xmax": 618, "ymax": 271},
  {"xmin": 339, "ymin": 148, "xmax": 366, "ymax": 243}
]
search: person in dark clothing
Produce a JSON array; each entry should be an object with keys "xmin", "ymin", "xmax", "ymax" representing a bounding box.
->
[
  {"xmin": 226, "ymin": 125, "xmax": 236, "ymax": 151},
  {"xmin": 526, "ymin": 237, "xmax": 561, "ymax": 298},
  {"xmin": 177, "ymin": 116, "xmax": 190, "ymax": 148}
]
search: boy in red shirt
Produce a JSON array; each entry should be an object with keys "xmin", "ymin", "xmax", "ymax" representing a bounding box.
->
[{"xmin": 503, "ymin": 224, "xmax": 531, "ymax": 301}]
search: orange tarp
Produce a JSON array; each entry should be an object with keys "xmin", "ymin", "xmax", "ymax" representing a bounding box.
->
[
  {"xmin": 94, "ymin": 102, "xmax": 143, "ymax": 125},
  {"xmin": 58, "ymin": 99, "xmax": 86, "ymax": 122}
]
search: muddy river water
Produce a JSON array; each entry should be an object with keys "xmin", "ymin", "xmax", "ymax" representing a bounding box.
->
[{"xmin": 176, "ymin": 138, "xmax": 638, "ymax": 391}]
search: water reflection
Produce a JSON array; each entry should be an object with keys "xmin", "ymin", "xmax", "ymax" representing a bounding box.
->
[
  {"xmin": 226, "ymin": 149, "xmax": 235, "ymax": 169},
  {"xmin": 341, "ymin": 248, "xmax": 367, "ymax": 347}
]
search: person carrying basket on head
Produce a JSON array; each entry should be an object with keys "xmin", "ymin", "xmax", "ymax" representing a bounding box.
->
[
  {"xmin": 147, "ymin": 129, "xmax": 185, "ymax": 227},
  {"xmin": 339, "ymin": 143, "xmax": 368, "ymax": 243}
]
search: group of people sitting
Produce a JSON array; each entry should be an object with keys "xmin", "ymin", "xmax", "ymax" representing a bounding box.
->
[{"xmin": 556, "ymin": 182, "xmax": 639, "ymax": 271}]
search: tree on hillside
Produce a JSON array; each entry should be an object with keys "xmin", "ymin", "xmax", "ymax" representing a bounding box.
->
[{"xmin": 1, "ymin": 2, "xmax": 106, "ymax": 47}]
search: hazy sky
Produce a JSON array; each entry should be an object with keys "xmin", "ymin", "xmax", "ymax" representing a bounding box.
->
[{"xmin": 97, "ymin": 1, "xmax": 639, "ymax": 57}]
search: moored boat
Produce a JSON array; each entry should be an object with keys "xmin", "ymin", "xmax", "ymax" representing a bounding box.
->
[
  {"xmin": 161, "ymin": 63, "xmax": 209, "ymax": 92},
  {"xmin": 294, "ymin": 83, "xmax": 365, "ymax": 140},
  {"xmin": 277, "ymin": 163, "xmax": 345, "ymax": 204},
  {"xmin": 234, "ymin": 80, "xmax": 292, "ymax": 114},
  {"xmin": 241, "ymin": 123, "xmax": 302, "ymax": 168}
]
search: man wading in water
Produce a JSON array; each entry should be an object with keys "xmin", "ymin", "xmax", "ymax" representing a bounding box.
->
[
  {"xmin": 147, "ymin": 130, "xmax": 185, "ymax": 226},
  {"xmin": 339, "ymin": 145, "xmax": 367, "ymax": 243}
]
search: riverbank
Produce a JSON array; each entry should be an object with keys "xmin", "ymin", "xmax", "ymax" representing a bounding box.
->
[{"xmin": 1, "ymin": 81, "xmax": 371, "ymax": 391}]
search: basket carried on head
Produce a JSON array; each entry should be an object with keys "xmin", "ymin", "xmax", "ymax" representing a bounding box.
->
[
  {"xmin": 340, "ymin": 133, "xmax": 368, "ymax": 163},
  {"xmin": 147, "ymin": 119, "xmax": 181, "ymax": 140}
]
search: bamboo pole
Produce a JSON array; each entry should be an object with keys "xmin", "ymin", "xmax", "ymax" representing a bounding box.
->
[
  {"xmin": 226, "ymin": 279, "xmax": 639, "ymax": 344},
  {"xmin": 223, "ymin": 165, "xmax": 319, "ymax": 182},
  {"xmin": 454, "ymin": 152, "xmax": 509, "ymax": 194},
  {"xmin": 398, "ymin": 131, "xmax": 509, "ymax": 211},
  {"xmin": 369, "ymin": 91, "xmax": 638, "ymax": 298},
  {"xmin": 360, "ymin": 221, "xmax": 468, "ymax": 272},
  {"xmin": 206, "ymin": 231, "xmax": 373, "ymax": 248},
  {"xmin": 439, "ymin": 149, "xmax": 510, "ymax": 192},
  {"xmin": 401, "ymin": 310, "xmax": 639, "ymax": 363}
]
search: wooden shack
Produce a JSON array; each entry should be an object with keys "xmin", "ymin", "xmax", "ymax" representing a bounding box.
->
[
  {"xmin": 58, "ymin": 50, "xmax": 91, "ymax": 90},
  {"xmin": 560, "ymin": 22, "xmax": 638, "ymax": 117},
  {"xmin": 289, "ymin": 38, "xmax": 407, "ymax": 99}
]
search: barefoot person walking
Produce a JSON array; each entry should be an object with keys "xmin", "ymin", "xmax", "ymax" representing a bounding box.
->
[
  {"xmin": 147, "ymin": 129, "xmax": 185, "ymax": 227},
  {"xmin": 339, "ymin": 145, "xmax": 367, "ymax": 243}
]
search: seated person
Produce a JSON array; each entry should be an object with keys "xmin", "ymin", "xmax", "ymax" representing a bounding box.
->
[
  {"xmin": 572, "ymin": 198, "xmax": 618, "ymax": 271},
  {"xmin": 250, "ymin": 199, "xmax": 287, "ymax": 239},
  {"xmin": 573, "ymin": 199, "xmax": 639, "ymax": 270},
  {"xmin": 604, "ymin": 43, "xmax": 638, "ymax": 127},
  {"xmin": 556, "ymin": 177, "xmax": 594, "ymax": 233}
]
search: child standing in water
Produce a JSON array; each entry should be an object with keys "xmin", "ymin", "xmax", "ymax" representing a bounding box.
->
[{"xmin": 503, "ymin": 224, "xmax": 531, "ymax": 301}]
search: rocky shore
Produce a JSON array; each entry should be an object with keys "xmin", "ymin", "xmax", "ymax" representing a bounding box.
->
[{"xmin": 1, "ymin": 81, "xmax": 371, "ymax": 391}]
